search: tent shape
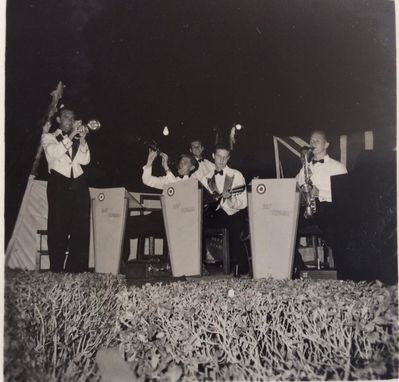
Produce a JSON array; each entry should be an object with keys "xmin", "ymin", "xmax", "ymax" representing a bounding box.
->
[
  {"xmin": 5, "ymin": 177, "xmax": 49, "ymax": 269},
  {"xmin": 5, "ymin": 178, "xmax": 97, "ymax": 270}
]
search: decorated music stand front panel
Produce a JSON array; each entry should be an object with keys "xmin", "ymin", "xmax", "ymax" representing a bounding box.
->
[
  {"xmin": 248, "ymin": 179, "xmax": 300, "ymax": 280},
  {"xmin": 161, "ymin": 179, "xmax": 202, "ymax": 277},
  {"xmin": 91, "ymin": 188, "xmax": 130, "ymax": 275}
]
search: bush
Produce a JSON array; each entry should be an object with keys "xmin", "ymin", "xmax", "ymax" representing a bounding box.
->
[
  {"xmin": 4, "ymin": 270, "xmax": 399, "ymax": 381},
  {"xmin": 4, "ymin": 270, "xmax": 124, "ymax": 381},
  {"xmin": 118, "ymin": 278, "xmax": 399, "ymax": 381}
]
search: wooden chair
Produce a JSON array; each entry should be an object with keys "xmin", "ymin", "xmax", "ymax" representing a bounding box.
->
[
  {"xmin": 36, "ymin": 229, "xmax": 49, "ymax": 270},
  {"xmin": 203, "ymin": 227, "xmax": 230, "ymax": 275},
  {"xmin": 297, "ymin": 224, "xmax": 327, "ymax": 269},
  {"xmin": 36, "ymin": 229, "xmax": 69, "ymax": 270}
]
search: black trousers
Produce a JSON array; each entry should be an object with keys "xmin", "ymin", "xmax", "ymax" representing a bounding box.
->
[
  {"xmin": 203, "ymin": 208, "xmax": 250, "ymax": 275},
  {"xmin": 47, "ymin": 171, "xmax": 91, "ymax": 273},
  {"xmin": 294, "ymin": 200, "xmax": 337, "ymax": 274},
  {"xmin": 298, "ymin": 200, "xmax": 335, "ymax": 247}
]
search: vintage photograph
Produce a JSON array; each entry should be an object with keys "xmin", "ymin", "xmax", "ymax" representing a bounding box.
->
[{"xmin": 4, "ymin": 0, "xmax": 397, "ymax": 380}]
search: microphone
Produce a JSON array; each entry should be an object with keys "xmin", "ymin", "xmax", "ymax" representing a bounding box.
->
[{"xmin": 300, "ymin": 146, "xmax": 314, "ymax": 164}]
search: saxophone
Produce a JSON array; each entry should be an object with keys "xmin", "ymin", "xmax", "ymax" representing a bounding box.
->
[{"xmin": 300, "ymin": 146, "xmax": 316, "ymax": 219}]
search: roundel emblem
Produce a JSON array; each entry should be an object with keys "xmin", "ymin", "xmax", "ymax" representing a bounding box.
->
[
  {"xmin": 98, "ymin": 193, "xmax": 105, "ymax": 201},
  {"xmin": 256, "ymin": 184, "xmax": 266, "ymax": 194},
  {"xmin": 167, "ymin": 187, "xmax": 175, "ymax": 197}
]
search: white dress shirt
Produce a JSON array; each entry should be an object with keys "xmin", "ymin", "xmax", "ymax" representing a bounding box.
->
[
  {"xmin": 296, "ymin": 154, "xmax": 347, "ymax": 202},
  {"xmin": 142, "ymin": 165, "xmax": 190, "ymax": 189},
  {"xmin": 201, "ymin": 165, "xmax": 247, "ymax": 216},
  {"xmin": 192, "ymin": 158, "xmax": 215, "ymax": 181},
  {"xmin": 41, "ymin": 129, "xmax": 90, "ymax": 178}
]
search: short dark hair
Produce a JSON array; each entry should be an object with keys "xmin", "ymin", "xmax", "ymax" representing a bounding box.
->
[
  {"xmin": 56, "ymin": 107, "xmax": 75, "ymax": 119},
  {"xmin": 179, "ymin": 153, "xmax": 199, "ymax": 174},
  {"xmin": 190, "ymin": 139, "xmax": 203, "ymax": 146},
  {"xmin": 213, "ymin": 143, "xmax": 231, "ymax": 154}
]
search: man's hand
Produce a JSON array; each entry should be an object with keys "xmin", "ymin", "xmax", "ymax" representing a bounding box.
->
[
  {"xmin": 311, "ymin": 185, "xmax": 319, "ymax": 198},
  {"xmin": 146, "ymin": 149, "xmax": 158, "ymax": 166},
  {"xmin": 222, "ymin": 190, "xmax": 232, "ymax": 199},
  {"xmin": 78, "ymin": 125, "xmax": 88, "ymax": 144},
  {"xmin": 159, "ymin": 153, "xmax": 169, "ymax": 171},
  {"xmin": 70, "ymin": 120, "xmax": 82, "ymax": 139}
]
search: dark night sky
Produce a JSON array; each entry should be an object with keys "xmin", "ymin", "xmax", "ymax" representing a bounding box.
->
[{"xmin": 5, "ymin": 0, "xmax": 396, "ymax": 242}]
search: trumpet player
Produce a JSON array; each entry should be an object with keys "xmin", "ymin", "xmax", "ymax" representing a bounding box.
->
[
  {"xmin": 41, "ymin": 108, "xmax": 91, "ymax": 273},
  {"xmin": 295, "ymin": 130, "xmax": 347, "ymax": 273}
]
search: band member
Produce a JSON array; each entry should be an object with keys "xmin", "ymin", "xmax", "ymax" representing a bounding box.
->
[
  {"xmin": 297, "ymin": 130, "xmax": 348, "ymax": 203},
  {"xmin": 41, "ymin": 108, "xmax": 91, "ymax": 272},
  {"xmin": 296, "ymin": 130, "xmax": 347, "ymax": 272},
  {"xmin": 122, "ymin": 149, "xmax": 199, "ymax": 270},
  {"xmin": 189, "ymin": 139, "xmax": 215, "ymax": 180},
  {"xmin": 142, "ymin": 149, "xmax": 198, "ymax": 189},
  {"xmin": 201, "ymin": 143, "xmax": 249, "ymax": 277}
]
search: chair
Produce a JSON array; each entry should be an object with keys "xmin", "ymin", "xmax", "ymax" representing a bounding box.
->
[
  {"xmin": 203, "ymin": 227, "xmax": 230, "ymax": 275},
  {"xmin": 240, "ymin": 230, "xmax": 253, "ymax": 277},
  {"xmin": 36, "ymin": 229, "xmax": 49, "ymax": 270},
  {"xmin": 134, "ymin": 194, "xmax": 168, "ymax": 260},
  {"xmin": 297, "ymin": 224, "xmax": 328, "ymax": 269},
  {"xmin": 36, "ymin": 229, "xmax": 69, "ymax": 270}
]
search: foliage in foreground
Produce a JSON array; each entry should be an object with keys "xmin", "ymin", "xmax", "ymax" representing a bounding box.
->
[
  {"xmin": 4, "ymin": 269, "xmax": 399, "ymax": 381},
  {"xmin": 119, "ymin": 278, "xmax": 399, "ymax": 381},
  {"xmin": 4, "ymin": 270, "xmax": 124, "ymax": 382}
]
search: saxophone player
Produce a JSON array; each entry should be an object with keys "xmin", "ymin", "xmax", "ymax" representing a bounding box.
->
[
  {"xmin": 295, "ymin": 130, "xmax": 347, "ymax": 274},
  {"xmin": 297, "ymin": 130, "xmax": 347, "ymax": 204}
]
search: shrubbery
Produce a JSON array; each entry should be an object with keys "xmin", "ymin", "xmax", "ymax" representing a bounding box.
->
[
  {"xmin": 118, "ymin": 278, "xmax": 399, "ymax": 381},
  {"xmin": 4, "ymin": 270, "xmax": 399, "ymax": 381},
  {"xmin": 4, "ymin": 270, "xmax": 124, "ymax": 381}
]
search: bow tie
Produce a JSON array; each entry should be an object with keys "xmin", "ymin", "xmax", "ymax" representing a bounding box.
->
[
  {"xmin": 56, "ymin": 130, "xmax": 69, "ymax": 142},
  {"xmin": 312, "ymin": 159, "xmax": 325, "ymax": 164},
  {"xmin": 214, "ymin": 170, "xmax": 224, "ymax": 176},
  {"xmin": 177, "ymin": 174, "xmax": 185, "ymax": 179},
  {"xmin": 197, "ymin": 158, "xmax": 204, "ymax": 162}
]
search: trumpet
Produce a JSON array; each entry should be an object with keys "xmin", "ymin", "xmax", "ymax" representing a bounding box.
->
[{"xmin": 74, "ymin": 119, "xmax": 101, "ymax": 136}]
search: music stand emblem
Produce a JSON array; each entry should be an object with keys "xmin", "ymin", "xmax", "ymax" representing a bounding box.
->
[{"xmin": 256, "ymin": 184, "xmax": 266, "ymax": 194}]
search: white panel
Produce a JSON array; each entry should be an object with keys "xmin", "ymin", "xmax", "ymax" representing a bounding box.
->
[
  {"xmin": 162, "ymin": 179, "xmax": 202, "ymax": 277},
  {"xmin": 91, "ymin": 188, "xmax": 128, "ymax": 275},
  {"xmin": 340, "ymin": 135, "xmax": 347, "ymax": 167},
  {"xmin": 364, "ymin": 131, "xmax": 374, "ymax": 150},
  {"xmin": 273, "ymin": 136, "xmax": 281, "ymax": 179},
  {"xmin": 248, "ymin": 178, "xmax": 299, "ymax": 280}
]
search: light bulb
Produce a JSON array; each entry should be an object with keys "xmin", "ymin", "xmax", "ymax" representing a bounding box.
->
[
  {"xmin": 163, "ymin": 126, "xmax": 169, "ymax": 136},
  {"xmin": 235, "ymin": 123, "xmax": 242, "ymax": 130}
]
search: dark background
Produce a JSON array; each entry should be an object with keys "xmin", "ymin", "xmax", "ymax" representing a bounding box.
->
[{"xmin": 5, "ymin": 0, "xmax": 396, "ymax": 245}]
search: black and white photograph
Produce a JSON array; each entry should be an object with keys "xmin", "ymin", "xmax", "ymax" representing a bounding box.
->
[{"xmin": 4, "ymin": 0, "xmax": 398, "ymax": 380}]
